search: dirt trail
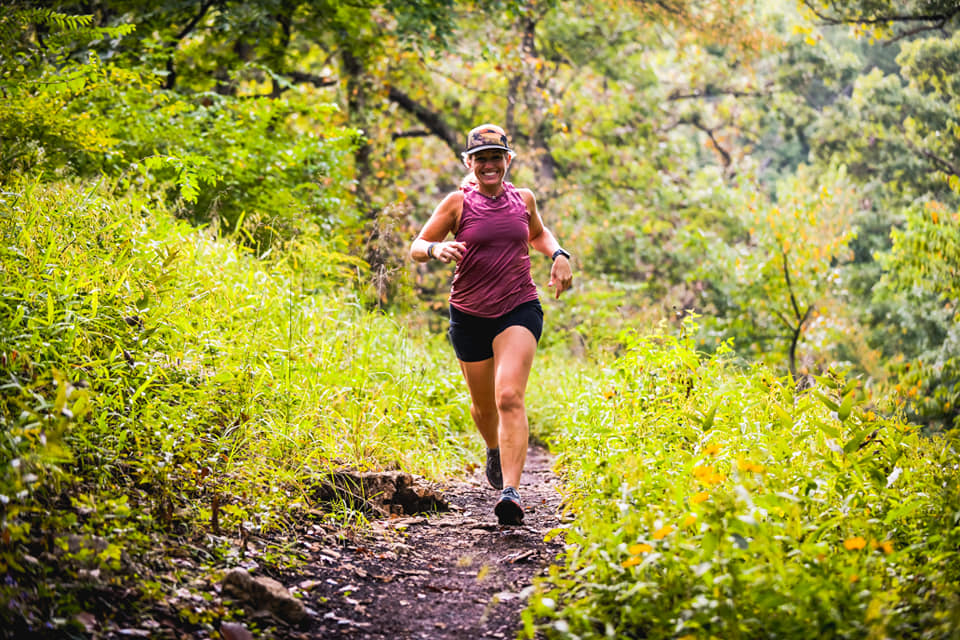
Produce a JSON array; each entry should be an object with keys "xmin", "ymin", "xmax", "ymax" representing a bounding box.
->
[{"xmin": 289, "ymin": 444, "xmax": 565, "ymax": 639}]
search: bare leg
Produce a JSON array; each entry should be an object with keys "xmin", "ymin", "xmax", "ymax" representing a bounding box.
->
[
  {"xmin": 458, "ymin": 357, "xmax": 498, "ymax": 449},
  {"xmin": 490, "ymin": 325, "xmax": 537, "ymax": 489}
]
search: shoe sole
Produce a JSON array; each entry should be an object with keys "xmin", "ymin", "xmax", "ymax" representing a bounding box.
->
[{"xmin": 495, "ymin": 498, "xmax": 524, "ymax": 526}]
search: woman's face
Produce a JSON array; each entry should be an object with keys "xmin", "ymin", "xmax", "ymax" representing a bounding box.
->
[{"xmin": 469, "ymin": 150, "xmax": 509, "ymax": 187}]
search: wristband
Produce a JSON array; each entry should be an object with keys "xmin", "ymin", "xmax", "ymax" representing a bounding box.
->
[
  {"xmin": 427, "ymin": 242, "xmax": 438, "ymax": 259},
  {"xmin": 551, "ymin": 248, "xmax": 571, "ymax": 261}
]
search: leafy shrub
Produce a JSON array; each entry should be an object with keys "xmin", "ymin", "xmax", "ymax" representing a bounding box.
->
[
  {"xmin": 0, "ymin": 7, "xmax": 360, "ymax": 251},
  {"xmin": 526, "ymin": 318, "xmax": 960, "ymax": 639},
  {"xmin": 0, "ymin": 179, "xmax": 475, "ymax": 630}
]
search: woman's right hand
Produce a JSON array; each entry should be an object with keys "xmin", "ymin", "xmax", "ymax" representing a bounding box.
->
[{"xmin": 432, "ymin": 241, "xmax": 466, "ymax": 263}]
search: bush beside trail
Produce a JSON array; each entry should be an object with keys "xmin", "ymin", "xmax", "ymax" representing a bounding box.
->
[
  {"xmin": 526, "ymin": 323, "xmax": 960, "ymax": 639},
  {"xmin": 0, "ymin": 180, "xmax": 475, "ymax": 634}
]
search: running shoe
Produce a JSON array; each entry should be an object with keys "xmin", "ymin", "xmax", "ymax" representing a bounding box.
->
[
  {"xmin": 485, "ymin": 447, "xmax": 503, "ymax": 490},
  {"xmin": 495, "ymin": 486, "xmax": 524, "ymax": 525}
]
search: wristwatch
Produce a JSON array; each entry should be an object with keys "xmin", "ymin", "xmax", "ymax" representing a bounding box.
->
[{"xmin": 551, "ymin": 248, "xmax": 571, "ymax": 261}]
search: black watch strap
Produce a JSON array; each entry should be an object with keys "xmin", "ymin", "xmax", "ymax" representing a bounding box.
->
[{"xmin": 551, "ymin": 248, "xmax": 571, "ymax": 261}]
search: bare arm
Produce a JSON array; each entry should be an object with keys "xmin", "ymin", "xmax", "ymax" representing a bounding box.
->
[
  {"xmin": 521, "ymin": 189, "xmax": 573, "ymax": 298},
  {"xmin": 410, "ymin": 191, "xmax": 467, "ymax": 263}
]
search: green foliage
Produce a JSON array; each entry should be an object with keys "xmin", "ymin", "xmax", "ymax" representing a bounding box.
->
[
  {"xmin": 0, "ymin": 179, "xmax": 477, "ymax": 628},
  {"xmin": 701, "ymin": 165, "xmax": 859, "ymax": 376},
  {"xmin": 122, "ymin": 92, "xmax": 359, "ymax": 247},
  {"xmin": 526, "ymin": 319, "xmax": 960, "ymax": 639},
  {"xmin": 873, "ymin": 202, "xmax": 960, "ymax": 430},
  {"xmin": 0, "ymin": 4, "xmax": 362, "ymax": 251},
  {"xmin": 0, "ymin": 8, "xmax": 134, "ymax": 178}
]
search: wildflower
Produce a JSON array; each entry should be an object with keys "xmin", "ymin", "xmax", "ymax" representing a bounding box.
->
[
  {"xmin": 693, "ymin": 465, "xmax": 726, "ymax": 485},
  {"xmin": 603, "ymin": 389, "xmax": 617, "ymax": 399},
  {"xmin": 849, "ymin": 574, "xmax": 859, "ymax": 583},
  {"xmin": 706, "ymin": 472, "xmax": 725, "ymax": 485},
  {"xmin": 621, "ymin": 556, "xmax": 642, "ymax": 568},
  {"xmin": 628, "ymin": 543, "xmax": 653, "ymax": 555},
  {"xmin": 704, "ymin": 444, "xmax": 721, "ymax": 457},
  {"xmin": 652, "ymin": 525, "xmax": 674, "ymax": 540},
  {"xmin": 691, "ymin": 491, "xmax": 710, "ymax": 504},
  {"xmin": 875, "ymin": 539, "xmax": 894, "ymax": 554},
  {"xmin": 843, "ymin": 536, "xmax": 867, "ymax": 551},
  {"xmin": 693, "ymin": 465, "xmax": 714, "ymax": 480},
  {"xmin": 682, "ymin": 514, "xmax": 697, "ymax": 528},
  {"xmin": 737, "ymin": 458, "xmax": 766, "ymax": 473}
]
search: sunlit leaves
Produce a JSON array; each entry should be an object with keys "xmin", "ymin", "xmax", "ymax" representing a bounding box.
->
[
  {"xmin": 527, "ymin": 319, "xmax": 960, "ymax": 639},
  {"xmin": 703, "ymin": 164, "xmax": 858, "ymax": 375}
]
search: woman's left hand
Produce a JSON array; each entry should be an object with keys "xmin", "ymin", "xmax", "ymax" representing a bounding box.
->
[{"xmin": 548, "ymin": 256, "xmax": 573, "ymax": 299}]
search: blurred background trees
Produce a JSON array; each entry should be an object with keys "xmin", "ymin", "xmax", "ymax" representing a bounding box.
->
[{"xmin": 2, "ymin": 0, "xmax": 956, "ymax": 430}]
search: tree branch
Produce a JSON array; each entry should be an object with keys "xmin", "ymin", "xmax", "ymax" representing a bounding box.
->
[
  {"xmin": 668, "ymin": 85, "xmax": 771, "ymax": 101},
  {"xmin": 287, "ymin": 70, "xmax": 337, "ymax": 88},
  {"xmin": 164, "ymin": 0, "xmax": 217, "ymax": 90},
  {"xmin": 391, "ymin": 129, "xmax": 431, "ymax": 139},
  {"xmin": 175, "ymin": 0, "xmax": 215, "ymax": 42},
  {"xmin": 387, "ymin": 86, "xmax": 461, "ymax": 158},
  {"xmin": 800, "ymin": 0, "xmax": 960, "ymax": 40},
  {"xmin": 781, "ymin": 247, "xmax": 802, "ymax": 323},
  {"xmin": 679, "ymin": 117, "xmax": 732, "ymax": 169},
  {"xmin": 901, "ymin": 136, "xmax": 960, "ymax": 178}
]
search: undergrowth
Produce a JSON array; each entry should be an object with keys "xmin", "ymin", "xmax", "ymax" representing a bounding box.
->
[
  {"xmin": 0, "ymin": 179, "xmax": 473, "ymax": 634},
  {"xmin": 525, "ymin": 319, "xmax": 960, "ymax": 639}
]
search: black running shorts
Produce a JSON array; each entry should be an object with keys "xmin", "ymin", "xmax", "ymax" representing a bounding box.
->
[{"xmin": 448, "ymin": 299, "xmax": 544, "ymax": 362}]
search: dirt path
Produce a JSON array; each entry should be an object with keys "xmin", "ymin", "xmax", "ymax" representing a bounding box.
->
[{"xmin": 286, "ymin": 444, "xmax": 564, "ymax": 639}]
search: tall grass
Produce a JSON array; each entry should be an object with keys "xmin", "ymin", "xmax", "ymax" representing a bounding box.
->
[
  {"xmin": 525, "ymin": 319, "xmax": 960, "ymax": 639},
  {"xmin": 0, "ymin": 179, "xmax": 475, "ymax": 626}
]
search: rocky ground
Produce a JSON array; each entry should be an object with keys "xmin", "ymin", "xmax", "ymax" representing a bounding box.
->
[
  {"xmin": 44, "ymin": 444, "xmax": 566, "ymax": 640},
  {"xmin": 287, "ymin": 445, "xmax": 565, "ymax": 640}
]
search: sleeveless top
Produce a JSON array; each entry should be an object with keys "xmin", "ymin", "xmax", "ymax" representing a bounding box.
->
[{"xmin": 449, "ymin": 182, "xmax": 539, "ymax": 318}]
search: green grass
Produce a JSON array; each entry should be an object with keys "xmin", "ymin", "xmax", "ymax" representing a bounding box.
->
[
  {"xmin": 524, "ymin": 320, "xmax": 960, "ymax": 639},
  {"xmin": 0, "ymin": 179, "xmax": 478, "ymax": 630},
  {"xmin": 3, "ymin": 179, "xmax": 959, "ymax": 638}
]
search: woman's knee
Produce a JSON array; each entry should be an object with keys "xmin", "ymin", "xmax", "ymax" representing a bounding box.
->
[{"xmin": 495, "ymin": 385, "xmax": 525, "ymax": 414}]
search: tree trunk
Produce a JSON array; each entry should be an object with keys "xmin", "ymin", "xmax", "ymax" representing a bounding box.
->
[{"xmin": 341, "ymin": 48, "xmax": 374, "ymax": 218}]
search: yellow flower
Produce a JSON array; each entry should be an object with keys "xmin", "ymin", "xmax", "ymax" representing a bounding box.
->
[
  {"xmin": 628, "ymin": 543, "xmax": 653, "ymax": 555},
  {"xmin": 693, "ymin": 465, "xmax": 714, "ymax": 479},
  {"xmin": 652, "ymin": 525, "xmax": 675, "ymax": 540},
  {"xmin": 621, "ymin": 556, "xmax": 642, "ymax": 568},
  {"xmin": 737, "ymin": 458, "xmax": 766, "ymax": 473},
  {"xmin": 843, "ymin": 536, "xmax": 867, "ymax": 551},
  {"xmin": 706, "ymin": 472, "xmax": 726, "ymax": 485},
  {"xmin": 693, "ymin": 465, "xmax": 726, "ymax": 485},
  {"xmin": 682, "ymin": 514, "xmax": 697, "ymax": 528},
  {"xmin": 691, "ymin": 491, "xmax": 710, "ymax": 504},
  {"xmin": 849, "ymin": 574, "xmax": 859, "ymax": 583},
  {"xmin": 704, "ymin": 444, "xmax": 721, "ymax": 457},
  {"xmin": 878, "ymin": 540, "xmax": 894, "ymax": 555}
]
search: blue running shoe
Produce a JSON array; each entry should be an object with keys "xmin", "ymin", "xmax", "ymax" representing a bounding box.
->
[{"xmin": 495, "ymin": 486, "xmax": 524, "ymax": 525}]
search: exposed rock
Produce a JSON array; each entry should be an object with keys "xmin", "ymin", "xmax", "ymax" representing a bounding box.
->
[
  {"xmin": 220, "ymin": 621, "xmax": 255, "ymax": 640},
  {"xmin": 221, "ymin": 569, "xmax": 309, "ymax": 625},
  {"xmin": 313, "ymin": 471, "xmax": 449, "ymax": 517}
]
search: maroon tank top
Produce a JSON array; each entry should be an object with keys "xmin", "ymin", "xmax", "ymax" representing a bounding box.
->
[{"xmin": 449, "ymin": 182, "xmax": 539, "ymax": 318}]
